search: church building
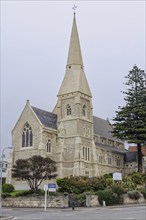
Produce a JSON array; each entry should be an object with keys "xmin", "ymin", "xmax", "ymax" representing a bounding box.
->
[{"xmin": 6, "ymin": 13, "xmax": 134, "ymax": 188}]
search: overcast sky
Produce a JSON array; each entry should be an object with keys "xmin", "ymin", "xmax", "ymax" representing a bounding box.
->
[{"xmin": 1, "ymin": 0, "xmax": 145, "ymax": 153}]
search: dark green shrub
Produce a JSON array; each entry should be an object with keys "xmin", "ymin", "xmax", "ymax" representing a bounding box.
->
[
  {"xmin": 89, "ymin": 177, "xmax": 106, "ymax": 191},
  {"xmin": 11, "ymin": 190, "xmax": 32, "ymax": 197},
  {"xmin": 75, "ymin": 194, "xmax": 86, "ymax": 206},
  {"xmin": 122, "ymin": 175, "xmax": 135, "ymax": 191},
  {"xmin": 103, "ymin": 173, "xmax": 113, "ymax": 179},
  {"xmin": 2, "ymin": 184, "xmax": 15, "ymax": 193},
  {"xmin": 139, "ymin": 189, "xmax": 146, "ymax": 199},
  {"xmin": 97, "ymin": 189, "xmax": 118, "ymax": 206},
  {"xmin": 130, "ymin": 173, "xmax": 144, "ymax": 185},
  {"xmin": 127, "ymin": 190, "xmax": 141, "ymax": 200},
  {"xmin": 57, "ymin": 176, "xmax": 89, "ymax": 194},
  {"xmin": 2, "ymin": 193, "xmax": 11, "ymax": 198},
  {"xmin": 112, "ymin": 185, "xmax": 124, "ymax": 196}
]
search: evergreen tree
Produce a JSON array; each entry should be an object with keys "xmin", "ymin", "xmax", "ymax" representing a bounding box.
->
[{"xmin": 112, "ymin": 65, "xmax": 146, "ymax": 173}]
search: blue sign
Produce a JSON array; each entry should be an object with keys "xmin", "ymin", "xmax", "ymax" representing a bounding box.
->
[
  {"xmin": 48, "ymin": 183, "xmax": 56, "ymax": 188},
  {"xmin": 48, "ymin": 183, "xmax": 56, "ymax": 192}
]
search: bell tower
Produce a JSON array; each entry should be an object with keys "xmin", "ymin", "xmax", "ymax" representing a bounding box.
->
[{"xmin": 54, "ymin": 13, "xmax": 97, "ymax": 177}]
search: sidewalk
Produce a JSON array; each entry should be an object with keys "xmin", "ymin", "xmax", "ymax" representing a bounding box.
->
[{"xmin": 61, "ymin": 203, "xmax": 146, "ymax": 211}]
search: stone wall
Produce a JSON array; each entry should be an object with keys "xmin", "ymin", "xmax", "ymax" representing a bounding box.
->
[
  {"xmin": 123, "ymin": 194, "xmax": 146, "ymax": 205},
  {"xmin": 2, "ymin": 196, "xmax": 68, "ymax": 208},
  {"xmin": 2, "ymin": 194, "xmax": 146, "ymax": 208},
  {"xmin": 86, "ymin": 194, "xmax": 146, "ymax": 207}
]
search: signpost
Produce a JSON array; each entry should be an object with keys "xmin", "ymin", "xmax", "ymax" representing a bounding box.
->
[
  {"xmin": 43, "ymin": 183, "xmax": 57, "ymax": 211},
  {"xmin": 43, "ymin": 185, "xmax": 48, "ymax": 211},
  {"xmin": 113, "ymin": 172, "xmax": 122, "ymax": 181}
]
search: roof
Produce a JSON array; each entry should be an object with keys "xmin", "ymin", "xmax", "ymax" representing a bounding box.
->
[
  {"xmin": 95, "ymin": 142, "xmax": 126, "ymax": 154},
  {"xmin": 129, "ymin": 145, "xmax": 146, "ymax": 156},
  {"xmin": 124, "ymin": 151, "xmax": 137, "ymax": 162},
  {"xmin": 93, "ymin": 116, "xmax": 121, "ymax": 142},
  {"xmin": 31, "ymin": 106, "xmax": 57, "ymax": 130}
]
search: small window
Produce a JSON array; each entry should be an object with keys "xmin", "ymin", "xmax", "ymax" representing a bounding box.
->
[
  {"xmin": 116, "ymin": 158, "xmax": 121, "ymax": 167},
  {"xmin": 99, "ymin": 155, "xmax": 103, "ymax": 163},
  {"xmin": 82, "ymin": 105, "xmax": 86, "ymax": 116},
  {"xmin": 108, "ymin": 157, "xmax": 112, "ymax": 165},
  {"xmin": 85, "ymin": 147, "xmax": 87, "ymax": 160},
  {"xmin": 83, "ymin": 147, "xmax": 85, "ymax": 157},
  {"xmin": 47, "ymin": 139, "xmax": 51, "ymax": 153},
  {"xmin": 66, "ymin": 104, "xmax": 71, "ymax": 115},
  {"xmin": 88, "ymin": 148, "xmax": 90, "ymax": 161}
]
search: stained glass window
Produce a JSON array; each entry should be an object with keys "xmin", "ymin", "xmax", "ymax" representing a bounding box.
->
[{"xmin": 22, "ymin": 123, "xmax": 33, "ymax": 147}]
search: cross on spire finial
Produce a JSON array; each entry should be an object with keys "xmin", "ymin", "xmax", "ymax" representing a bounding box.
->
[{"xmin": 72, "ymin": 5, "xmax": 77, "ymax": 15}]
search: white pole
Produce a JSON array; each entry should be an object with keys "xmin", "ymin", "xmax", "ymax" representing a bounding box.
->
[{"xmin": 44, "ymin": 189, "xmax": 47, "ymax": 211}]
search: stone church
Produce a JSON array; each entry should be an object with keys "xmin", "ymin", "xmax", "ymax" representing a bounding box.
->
[{"xmin": 6, "ymin": 14, "xmax": 135, "ymax": 188}]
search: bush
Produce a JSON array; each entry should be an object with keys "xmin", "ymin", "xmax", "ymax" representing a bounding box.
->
[
  {"xmin": 139, "ymin": 189, "xmax": 146, "ymax": 200},
  {"xmin": 57, "ymin": 176, "xmax": 89, "ymax": 194},
  {"xmin": 112, "ymin": 185, "xmax": 124, "ymax": 196},
  {"xmin": 11, "ymin": 190, "xmax": 32, "ymax": 198},
  {"xmin": 97, "ymin": 189, "xmax": 118, "ymax": 206},
  {"xmin": 2, "ymin": 184, "xmax": 15, "ymax": 193},
  {"xmin": 88, "ymin": 177, "xmax": 107, "ymax": 191},
  {"xmin": 75, "ymin": 194, "xmax": 86, "ymax": 206},
  {"xmin": 122, "ymin": 175, "xmax": 135, "ymax": 191},
  {"xmin": 130, "ymin": 173, "xmax": 144, "ymax": 185},
  {"xmin": 127, "ymin": 190, "xmax": 141, "ymax": 200},
  {"xmin": 2, "ymin": 193, "xmax": 11, "ymax": 198}
]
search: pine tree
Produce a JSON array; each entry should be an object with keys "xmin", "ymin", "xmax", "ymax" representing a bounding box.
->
[{"xmin": 112, "ymin": 65, "xmax": 146, "ymax": 173}]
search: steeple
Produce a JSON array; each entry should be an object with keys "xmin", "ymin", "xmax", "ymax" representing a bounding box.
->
[
  {"xmin": 66, "ymin": 13, "xmax": 83, "ymax": 67},
  {"xmin": 57, "ymin": 13, "xmax": 92, "ymax": 97}
]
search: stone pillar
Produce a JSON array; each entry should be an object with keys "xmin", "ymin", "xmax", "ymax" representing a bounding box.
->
[
  {"xmin": 63, "ymin": 192, "xmax": 69, "ymax": 208},
  {"xmin": 86, "ymin": 194, "xmax": 100, "ymax": 207}
]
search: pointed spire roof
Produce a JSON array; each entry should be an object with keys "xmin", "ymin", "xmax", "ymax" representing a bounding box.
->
[
  {"xmin": 66, "ymin": 14, "xmax": 83, "ymax": 67},
  {"xmin": 58, "ymin": 14, "xmax": 92, "ymax": 97}
]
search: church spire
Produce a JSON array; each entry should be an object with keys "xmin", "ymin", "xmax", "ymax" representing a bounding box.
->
[
  {"xmin": 66, "ymin": 13, "xmax": 83, "ymax": 67},
  {"xmin": 57, "ymin": 12, "xmax": 92, "ymax": 97}
]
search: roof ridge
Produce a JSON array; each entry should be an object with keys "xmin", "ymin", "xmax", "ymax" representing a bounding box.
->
[{"xmin": 31, "ymin": 106, "xmax": 57, "ymax": 115}]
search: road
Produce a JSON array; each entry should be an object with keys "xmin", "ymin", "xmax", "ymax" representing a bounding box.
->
[{"xmin": 1, "ymin": 205, "xmax": 146, "ymax": 220}]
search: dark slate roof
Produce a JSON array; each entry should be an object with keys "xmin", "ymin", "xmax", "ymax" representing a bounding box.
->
[
  {"xmin": 124, "ymin": 151, "xmax": 137, "ymax": 162},
  {"xmin": 95, "ymin": 142, "xmax": 126, "ymax": 154},
  {"xmin": 93, "ymin": 116, "xmax": 122, "ymax": 142},
  {"xmin": 31, "ymin": 106, "xmax": 57, "ymax": 130}
]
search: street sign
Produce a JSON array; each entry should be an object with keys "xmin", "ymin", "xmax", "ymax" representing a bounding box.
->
[
  {"xmin": 48, "ymin": 183, "xmax": 56, "ymax": 192},
  {"xmin": 113, "ymin": 172, "xmax": 122, "ymax": 181}
]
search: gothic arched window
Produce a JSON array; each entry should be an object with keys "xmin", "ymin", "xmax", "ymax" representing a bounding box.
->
[
  {"xmin": 47, "ymin": 139, "xmax": 51, "ymax": 153},
  {"xmin": 82, "ymin": 105, "xmax": 86, "ymax": 116},
  {"xmin": 22, "ymin": 122, "xmax": 33, "ymax": 147},
  {"xmin": 66, "ymin": 104, "xmax": 71, "ymax": 115}
]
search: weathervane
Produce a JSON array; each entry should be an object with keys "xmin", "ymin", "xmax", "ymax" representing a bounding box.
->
[{"xmin": 72, "ymin": 5, "xmax": 77, "ymax": 14}]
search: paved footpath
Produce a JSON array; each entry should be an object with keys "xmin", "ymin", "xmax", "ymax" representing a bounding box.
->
[{"xmin": 1, "ymin": 204, "xmax": 146, "ymax": 220}]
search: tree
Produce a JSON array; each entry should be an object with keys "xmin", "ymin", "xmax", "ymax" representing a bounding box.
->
[
  {"xmin": 12, "ymin": 155, "xmax": 57, "ymax": 191},
  {"xmin": 112, "ymin": 65, "xmax": 146, "ymax": 173}
]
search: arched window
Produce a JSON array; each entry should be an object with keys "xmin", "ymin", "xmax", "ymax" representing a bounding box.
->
[
  {"xmin": 47, "ymin": 139, "xmax": 51, "ymax": 153},
  {"xmin": 88, "ymin": 148, "xmax": 90, "ymax": 161},
  {"xmin": 82, "ymin": 105, "xmax": 86, "ymax": 116},
  {"xmin": 83, "ymin": 147, "xmax": 85, "ymax": 157},
  {"xmin": 22, "ymin": 122, "xmax": 33, "ymax": 147},
  {"xmin": 66, "ymin": 104, "xmax": 71, "ymax": 115}
]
